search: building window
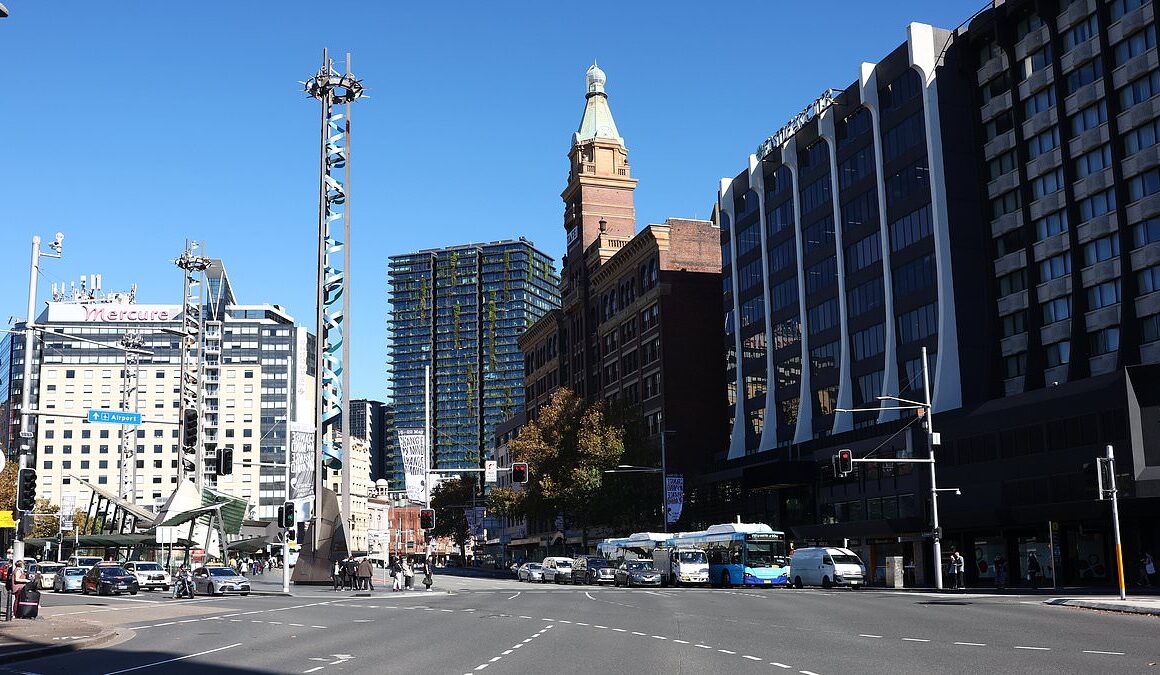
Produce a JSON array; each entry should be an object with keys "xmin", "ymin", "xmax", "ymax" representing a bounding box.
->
[
  {"xmin": 847, "ymin": 279, "xmax": 885, "ymax": 318},
  {"xmin": 883, "ymin": 112, "xmax": 926, "ymax": 161},
  {"xmin": 1073, "ymin": 145, "xmax": 1112, "ymax": 179},
  {"xmin": 1039, "ymin": 252, "xmax": 1072, "ymax": 281},
  {"xmin": 1045, "ymin": 340, "xmax": 1071, "ymax": 367},
  {"xmin": 853, "ymin": 324, "xmax": 886, "ymax": 360},
  {"xmin": 1110, "ymin": 0, "xmax": 1147, "ymax": 21},
  {"xmin": 809, "ymin": 341, "xmax": 838, "ymax": 371},
  {"xmin": 1112, "ymin": 25, "xmax": 1156, "ymax": 67},
  {"xmin": 1004, "ymin": 352, "xmax": 1027, "ymax": 378},
  {"xmin": 845, "ymin": 233, "xmax": 881, "ymax": 274},
  {"xmin": 807, "ymin": 299, "xmax": 839, "ymax": 334},
  {"xmin": 1023, "ymin": 86, "xmax": 1055, "ymax": 117},
  {"xmin": 857, "ymin": 370, "xmax": 883, "ymax": 404},
  {"xmin": 805, "ymin": 257, "xmax": 837, "ymax": 294},
  {"xmin": 1128, "ymin": 168, "xmax": 1160, "ymax": 203},
  {"xmin": 991, "ymin": 189, "xmax": 1021, "ymax": 219},
  {"xmin": 1140, "ymin": 264, "xmax": 1160, "ymax": 294},
  {"xmin": 995, "ymin": 228, "xmax": 1027, "ymax": 257},
  {"xmin": 800, "ymin": 177, "xmax": 833, "ymax": 216},
  {"xmin": 1089, "ymin": 327, "xmax": 1121, "ymax": 355},
  {"xmin": 1019, "ymin": 45, "xmax": 1054, "ymax": 81},
  {"xmin": 1031, "ymin": 168, "xmax": 1065, "ymax": 199},
  {"xmin": 767, "ymin": 201, "xmax": 794, "ymax": 237},
  {"xmin": 1032, "ymin": 211, "xmax": 1068, "ymax": 242},
  {"xmin": 1124, "ymin": 118, "xmax": 1160, "ymax": 156},
  {"xmin": 1071, "ymin": 100, "xmax": 1108, "ymax": 135},
  {"xmin": 893, "ymin": 254, "xmax": 937, "ymax": 297},
  {"xmin": 1082, "ymin": 235, "xmax": 1120, "ymax": 266},
  {"xmin": 1041, "ymin": 296, "xmax": 1072, "ymax": 324},
  {"xmin": 889, "ymin": 205, "xmax": 933, "ymax": 252},
  {"xmin": 998, "ymin": 269, "xmax": 1028, "ymax": 297},
  {"xmin": 880, "ymin": 69, "xmax": 921, "ymax": 112},
  {"xmin": 988, "ymin": 150, "xmax": 1017, "ymax": 181},
  {"xmin": 1077, "ymin": 188, "xmax": 1116, "ymax": 222},
  {"xmin": 1001, "ymin": 310, "xmax": 1028, "ymax": 337},
  {"xmin": 1060, "ymin": 14, "xmax": 1098, "ymax": 54},
  {"xmin": 983, "ymin": 111, "xmax": 1014, "ymax": 142},
  {"xmin": 1025, "ymin": 126, "xmax": 1060, "ymax": 159},
  {"xmin": 839, "ymin": 146, "xmax": 874, "ymax": 189},
  {"xmin": 1086, "ymin": 280, "xmax": 1121, "ymax": 310},
  {"xmin": 1119, "ymin": 71, "xmax": 1160, "ymax": 109},
  {"xmin": 1142, "ymin": 313, "xmax": 1160, "ymax": 343},
  {"xmin": 1016, "ymin": 13, "xmax": 1044, "ymax": 41},
  {"xmin": 1064, "ymin": 60, "xmax": 1103, "ymax": 96},
  {"xmin": 897, "ymin": 303, "xmax": 938, "ymax": 343},
  {"xmin": 772, "ymin": 277, "xmax": 798, "ymax": 312}
]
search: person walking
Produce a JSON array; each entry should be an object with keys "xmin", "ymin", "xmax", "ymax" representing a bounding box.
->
[
  {"xmin": 994, "ymin": 554, "xmax": 1007, "ymax": 590},
  {"xmin": 949, "ymin": 548, "xmax": 965, "ymax": 590},
  {"xmin": 1027, "ymin": 552, "xmax": 1042, "ymax": 590},
  {"xmin": 421, "ymin": 558, "xmax": 433, "ymax": 591},
  {"xmin": 391, "ymin": 558, "xmax": 403, "ymax": 592},
  {"xmin": 333, "ymin": 559, "xmax": 343, "ymax": 592},
  {"xmin": 404, "ymin": 558, "xmax": 414, "ymax": 590},
  {"xmin": 357, "ymin": 557, "xmax": 373, "ymax": 591}
]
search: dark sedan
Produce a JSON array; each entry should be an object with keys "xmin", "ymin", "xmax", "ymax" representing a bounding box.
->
[
  {"xmin": 613, "ymin": 560, "xmax": 662, "ymax": 587},
  {"xmin": 571, "ymin": 557, "xmax": 615, "ymax": 585},
  {"xmin": 81, "ymin": 565, "xmax": 139, "ymax": 596}
]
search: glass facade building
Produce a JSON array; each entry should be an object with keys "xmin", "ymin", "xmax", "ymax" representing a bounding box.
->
[{"xmin": 388, "ymin": 240, "xmax": 560, "ymax": 470}]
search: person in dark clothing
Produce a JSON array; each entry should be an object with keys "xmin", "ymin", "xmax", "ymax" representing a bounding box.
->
[{"xmin": 1027, "ymin": 552, "xmax": 1042, "ymax": 590}]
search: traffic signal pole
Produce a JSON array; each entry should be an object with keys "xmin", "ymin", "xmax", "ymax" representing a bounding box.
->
[{"xmin": 921, "ymin": 347, "xmax": 944, "ymax": 592}]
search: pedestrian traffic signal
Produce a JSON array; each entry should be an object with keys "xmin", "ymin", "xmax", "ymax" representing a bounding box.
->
[
  {"xmin": 420, "ymin": 508, "xmax": 435, "ymax": 530},
  {"xmin": 16, "ymin": 468, "xmax": 37, "ymax": 512},
  {"xmin": 181, "ymin": 409, "xmax": 199, "ymax": 449},
  {"xmin": 836, "ymin": 449, "xmax": 853, "ymax": 476},
  {"xmin": 511, "ymin": 462, "xmax": 529, "ymax": 484},
  {"xmin": 280, "ymin": 501, "xmax": 295, "ymax": 528},
  {"xmin": 216, "ymin": 446, "xmax": 234, "ymax": 476}
]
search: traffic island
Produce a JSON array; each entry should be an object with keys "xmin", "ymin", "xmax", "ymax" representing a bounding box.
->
[
  {"xmin": 0, "ymin": 615, "xmax": 127, "ymax": 664},
  {"xmin": 1045, "ymin": 596, "xmax": 1160, "ymax": 616}
]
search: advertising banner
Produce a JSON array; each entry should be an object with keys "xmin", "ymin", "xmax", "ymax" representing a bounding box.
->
[
  {"xmin": 398, "ymin": 428, "xmax": 427, "ymax": 503},
  {"xmin": 665, "ymin": 475, "xmax": 684, "ymax": 524},
  {"xmin": 289, "ymin": 423, "xmax": 316, "ymax": 501}
]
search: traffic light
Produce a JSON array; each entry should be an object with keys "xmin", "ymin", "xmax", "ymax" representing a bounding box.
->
[
  {"xmin": 181, "ymin": 408, "xmax": 199, "ymax": 449},
  {"xmin": 216, "ymin": 446, "xmax": 234, "ymax": 476},
  {"xmin": 420, "ymin": 508, "xmax": 436, "ymax": 530},
  {"xmin": 511, "ymin": 462, "xmax": 529, "ymax": 484},
  {"xmin": 281, "ymin": 501, "xmax": 295, "ymax": 528},
  {"xmin": 16, "ymin": 468, "xmax": 37, "ymax": 512},
  {"xmin": 837, "ymin": 449, "xmax": 853, "ymax": 476}
]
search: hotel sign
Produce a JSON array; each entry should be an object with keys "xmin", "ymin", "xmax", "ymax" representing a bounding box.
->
[
  {"xmin": 756, "ymin": 88, "xmax": 840, "ymax": 160},
  {"xmin": 45, "ymin": 303, "xmax": 182, "ymax": 323}
]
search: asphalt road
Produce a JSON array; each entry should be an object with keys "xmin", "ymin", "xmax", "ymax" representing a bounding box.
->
[{"xmin": 6, "ymin": 574, "xmax": 1158, "ymax": 674}]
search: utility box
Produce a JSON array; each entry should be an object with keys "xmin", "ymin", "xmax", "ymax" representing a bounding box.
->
[{"xmin": 885, "ymin": 556, "xmax": 905, "ymax": 588}]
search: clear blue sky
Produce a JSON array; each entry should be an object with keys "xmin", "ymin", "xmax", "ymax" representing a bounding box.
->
[{"xmin": 0, "ymin": 0, "xmax": 983, "ymax": 401}]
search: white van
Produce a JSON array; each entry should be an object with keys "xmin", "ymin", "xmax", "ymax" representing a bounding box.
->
[
  {"xmin": 790, "ymin": 547, "xmax": 865, "ymax": 589},
  {"xmin": 540, "ymin": 556, "xmax": 574, "ymax": 584}
]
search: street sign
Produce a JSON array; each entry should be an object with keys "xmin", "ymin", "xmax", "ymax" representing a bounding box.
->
[
  {"xmin": 18, "ymin": 431, "xmax": 33, "ymax": 439},
  {"xmin": 485, "ymin": 460, "xmax": 497, "ymax": 483},
  {"xmin": 87, "ymin": 409, "xmax": 142, "ymax": 425},
  {"xmin": 155, "ymin": 526, "xmax": 179, "ymax": 544}
]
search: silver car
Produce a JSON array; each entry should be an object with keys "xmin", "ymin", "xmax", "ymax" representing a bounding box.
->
[
  {"xmin": 192, "ymin": 566, "xmax": 251, "ymax": 596},
  {"xmin": 53, "ymin": 566, "xmax": 86, "ymax": 593},
  {"xmin": 517, "ymin": 562, "xmax": 543, "ymax": 582}
]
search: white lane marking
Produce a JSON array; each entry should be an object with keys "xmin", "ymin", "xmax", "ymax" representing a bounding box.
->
[
  {"xmin": 771, "ymin": 663, "xmax": 791, "ymax": 669},
  {"xmin": 519, "ymin": 615, "xmax": 532, "ymax": 619},
  {"xmin": 304, "ymin": 668, "xmax": 324, "ymax": 674},
  {"xmin": 1014, "ymin": 646, "xmax": 1050, "ymax": 651},
  {"xmin": 559, "ymin": 620, "xmax": 572, "ymax": 624},
  {"xmin": 652, "ymin": 635, "xmax": 667, "ymax": 640},
  {"xmin": 718, "ymin": 649, "xmax": 736, "ymax": 654},
  {"xmin": 1082, "ymin": 650, "xmax": 1125, "ymax": 655},
  {"xmin": 103, "ymin": 642, "xmax": 243, "ymax": 674},
  {"xmin": 901, "ymin": 638, "xmax": 930, "ymax": 642},
  {"xmin": 521, "ymin": 639, "xmax": 533, "ymax": 644},
  {"xmin": 743, "ymin": 655, "xmax": 762, "ymax": 661},
  {"xmin": 859, "ymin": 634, "xmax": 883, "ymax": 638},
  {"xmin": 695, "ymin": 644, "xmax": 712, "ymax": 649},
  {"xmin": 351, "ymin": 619, "xmax": 373, "ymax": 623},
  {"xmin": 506, "ymin": 592, "xmax": 521, "ymax": 600},
  {"xmin": 575, "ymin": 622, "xmax": 589, "ymax": 626},
  {"xmin": 585, "ymin": 592, "xmax": 596, "ymax": 600},
  {"xmin": 954, "ymin": 642, "xmax": 986, "ymax": 647},
  {"xmin": 612, "ymin": 628, "xmax": 627, "ymax": 633},
  {"xmin": 800, "ymin": 671, "xmax": 821, "ymax": 675},
  {"xmin": 473, "ymin": 665, "xmax": 488, "ymax": 671},
  {"xmin": 501, "ymin": 650, "xmax": 512, "ymax": 655},
  {"xmin": 489, "ymin": 657, "xmax": 502, "ymax": 663},
  {"xmin": 672, "ymin": 639, "xmax": 688, "ymax": 644}
]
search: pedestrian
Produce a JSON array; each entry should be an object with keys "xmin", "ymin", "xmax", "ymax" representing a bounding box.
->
[
  {"xmin": 391, "ymin": 558, "xmax": 403, "ymax": 592},
  {"xmin": 994, "ymin": 554, "xmax": 1007, "ymax": 590},
  {"xmin": 949, "ymin": 548, "xmax": 965, "ymax": 590},
  {"xmin": 345, "ymin": 557, "xmax": 359, "ymax": 590},
  {"xmin": 1144, "ymin": 552, "xmax": 1156, "ymax": 586},
  {"xmin": 333, "ymin": 559, "xmax": 343, "ymax": 592},
  {"xmin": 404, "ymin": 558, "xmax": 414, "ymax": 590},
  {"xmin": 357, "ymin": 557, "xmax": 373, "ymax": 591},
  {"xmin": 1027, "ymin": 552, "xmax": 1041, "ymax": 590},
  {"xmin": 422, "ymin": 558, "xmax": 433, "ymax": 591}
]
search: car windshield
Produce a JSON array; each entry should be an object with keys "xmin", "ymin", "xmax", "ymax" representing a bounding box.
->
[
  {"xmin": 134, "ymin": 563, "xmax": 162, "ymax": 571},
  {"xmin": 526, "ymin": 564, "xmax": 541, "ymax": 570},
  {"xmin": 626, "ymin": 561, "xmax": 654, "ymax": 572},
  {"xmin": 99, "ymin": 567, "xmax": 130, "ymax": 577},
  {"xmin": 77, "ymin": 558, "xmax": 101, "ymax": 566},
  {"xmin": 555, "ymin": 562, "xmax": 571, "ymax": 569},
  {"xmin": 678, "ymin": 551, "xmax": 707, "ymax": 564},
  {"xmin": 746, "ymin": 543, "xmax": 774, "ymax": 568},
  {"xmin": 831, "ymin": 554, "xmax": 862, "ymax": 565},
  {"xmin": 65, "ymin": 569, "xmax": 85, "ymax": 576},
  {"xmin": 208, "ymin": 568, "xmax": 238, "ymax": 577},
  {"xmin": 587, "ymin": 559, "xmax": 609, "ymax": 568}
]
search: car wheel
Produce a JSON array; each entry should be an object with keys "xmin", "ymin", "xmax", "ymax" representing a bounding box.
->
[
  {"xmin": 130, "ymin": 590, "xmax": 138, "ymax": 595},
  {"xmin": 241, "ymin": 593, "xmax": 249, "ymax": 597},
  {"xmin": 794, "ymin": 576, "xmax": 803, "ymax": 589},
  {"xmin": 720, "ymin": 572, "xmax": 731, "ymax": 588},
  {"xmin": 162, "ymin": 585, "xmax": 169, "ymax": 592},
  {"xmin": 822, "ymin": 576, "xmax": 832, "ymax": 589}
]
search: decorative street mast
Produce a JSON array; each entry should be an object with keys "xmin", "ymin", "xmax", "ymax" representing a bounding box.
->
[{"xmin": 305, "ymin": 50, "xmax": 363, "ymax": 527}]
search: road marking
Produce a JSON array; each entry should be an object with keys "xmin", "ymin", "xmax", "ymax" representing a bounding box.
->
[
  {"xmin": 631, "ymin": 631, "xmax": 646, "ymax": 636},
  {"xmin": 901, "ymin": 638, "xmax": 930, "ymax": 642},
  {"xmin": 585, "ymin": 592, "xmax": 596, "ymax": 600},
  {"xmin": 743, "ymin": 655, "xmax": 762, "ymax": 661},
  {"xmin": 718, "ymin": 649, "xmax": 736, "ymax": 654},
  {"xmin": 859, "ymin": 634, "xmax": 883, "ymax": 638},
  {"xmin": 501, "ymin": 650, "xmax": 512, "ymax": 655},
  {"xmin": 506, "ymin": 592, "xmax": 521, "ymax": 600},
  {"xmin": 489, "ymin": 657, "xmax": 501, "ymax": 663},
  {"xmin": 612, "ymin": 628, "xmax": 627, "ymax": 632},
  {"xmin": 695, "ymin": 644, "xmax": 711, "ymax": 649},
  {"xmin": 103, "ymin": 642, "xmax": 243, "ymax": 674},
  {"xmin": 1014, "ymin": 646, "xmax": 1050, "ymax": 651},
  {"xmin": 652, "ymin": 635, "xmax": 667, "ymax": 640},
  {"xmin": 304, "ymin": 668, "xmax": 324, "ymax": 674},
  {"xmin": 954, "ymin": 642, "xmax": 986, "ymax": 647},
  {"xmin": 575, "ymin": 622, "xmax": 589, "ymax": 626},
  {"xmin": 771, "ymin": 663, "xmax": 791, "ymax": 669},
  {"xmin": 672, "ymin": 639, "xmax": 688, "ymax": 644},
  {"xmin": 800, "ymin": 671, "xmax": 821, "ymax": 675},
  {"xmin": 559, "ymin": 620, "xmax": 572, "ymax": 624},
  {"xmin": 1083, "ymin": 650, "xmax": 1125, "ymax": 655}
]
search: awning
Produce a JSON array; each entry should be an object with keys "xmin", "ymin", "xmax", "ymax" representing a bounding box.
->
[
  {"xmin": 222, "ymin": 536, "xmax": 273, "ymax": 554},
  {"xmin": 23, "ymin": 534, "xmax": 197, "ymax": 548},
  {"xmin": 74, "ymin": 477, "xmax": 158, "ymax": 527}
]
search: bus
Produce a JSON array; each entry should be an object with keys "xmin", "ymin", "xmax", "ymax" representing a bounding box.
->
[
  {"xmin": 597, "ymin": 532, "xmax": 669, "ymax": 561},
  {"xmin": 670, "ymin": 523, "xmax": 789, "ymax": 587}
]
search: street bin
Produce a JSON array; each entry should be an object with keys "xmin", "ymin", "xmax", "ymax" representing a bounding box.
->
[{"xmin": 885, "ymin": 556, "xmax": 905, "ymax": 588}]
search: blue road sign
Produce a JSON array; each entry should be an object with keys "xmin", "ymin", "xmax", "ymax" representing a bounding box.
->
[{"xmin": 87, "ymin": 409, "xmax": 142, "ymax": 425}]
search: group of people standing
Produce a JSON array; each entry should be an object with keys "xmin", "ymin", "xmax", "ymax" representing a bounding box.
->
[
  {"xmin": 333, "ymin": 556, "xmax": 376, "ymax": 591},
  {"xmin": 387, "ymin": 557, "xmax": 432, "ymax": 592}
]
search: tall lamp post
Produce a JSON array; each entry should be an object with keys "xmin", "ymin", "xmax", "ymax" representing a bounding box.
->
[
  {"xmin": 604, "ymin": 430, "xmax": 671, "ymax": 533},
  {"xmin": 15, "ymin": 233, "xmax": 63, "ymax": 560}
]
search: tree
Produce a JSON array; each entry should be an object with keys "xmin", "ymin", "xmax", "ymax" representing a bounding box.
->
[
  {"xmin": 430, "ymin": 476, "xmax": 477, "ymax": 563},
  {"xmin": 0, "ymin": 461, "xmax": 17, "ymax": 514},
  {"xmin": 30, "ymin": 499, "xmax": 59, "ymax": 539}
]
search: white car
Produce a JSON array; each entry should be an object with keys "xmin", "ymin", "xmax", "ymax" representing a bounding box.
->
[
  {"xmin": 790, "ymin": 547, "xmax": 866, "ymax": 589},
  {"xmin": 540, "ymin": 557, "xmax": 573, "ymax": 584},
  {"xmin": 517, "ymin": 562, "xmax": 543, "ymax": 582},
  {"xmin": 36, "ymin": 562, "xmax": 65, "ymax": 589},
  {"xmin": 124, "ymin": 561, "xmax": 171, "ymax": 591}
]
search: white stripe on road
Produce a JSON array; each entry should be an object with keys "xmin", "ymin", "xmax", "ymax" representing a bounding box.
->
[
  {"xmin": 954, "ymin": 642, "xmax": 986, "ymax": 647},
  {"xmin": 770, "ymin": 663, "xmax": 790, "ymax": 669},
  {"xmin": 800, "ymin": 671, "xmax": 821, "ymax": 675},
  {"xmin": 103, "ymin": 642, "xmax": 243, "ymax": 674},
  {"xmin": 901, "ymin": 638, "xmax": 930, "ymax": 642},
  {"xmin": 506, "ymin": 592, "xmax": 521, "ymax": 600},
  {"xmin": 743, "ymin": 655, "xmax": 762, "ymax": 661},
  {"xmin": 1014, "ymin": 646, "xmax": 1050, "ymax": 651},
  {"xmin": 859, "ymin": 634, "xmax": 882, "ymax": 638},
  {"xmin": 718, "ymin": 649, "xmax": 736, "ymax": 654},
  {"xmin": 1083, "ymin": 650, "xmax": 1125, "ymax": 655},
  {"xmin": 672, "ymin": 639, "xmax": 688, "ymax": 644},
  {"xmin": 304, "ymin": 668, "xmax": 323, "ymax": 674}
]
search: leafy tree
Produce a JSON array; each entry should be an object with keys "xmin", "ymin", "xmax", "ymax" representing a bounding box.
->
[
  {"xmin": 30, "ymin": 499, "xmax": 59, "ymax": 539},
  {"xmin": 430, "ymin": 475, "xmax": 477, "ymax": 562},
  {"xmin": 0, "ymin": 461, "xmax": 17, "ymax": 514}
]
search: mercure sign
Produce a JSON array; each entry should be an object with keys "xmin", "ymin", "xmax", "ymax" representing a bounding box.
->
[{"xmin": 45, "ymin": 303, "xmax": 182, "ymax": 324}]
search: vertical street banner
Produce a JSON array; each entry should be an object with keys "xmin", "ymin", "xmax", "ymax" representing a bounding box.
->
[
  {"xmin": 60, "ymin": 495, "xmax": 76, "ymax": 531},
  {"xmin": 665, "ymin": 475, "xmax": 684, "ymax": 524},
  {"xmin": 289, "ymin": 423, "xmax": 316, "ymax": 501},
  {"xmin": 398, "ymin": 428, "xmax": 427, "ymax": 503}
]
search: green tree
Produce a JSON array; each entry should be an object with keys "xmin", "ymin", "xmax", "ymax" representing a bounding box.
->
[
  {"xmin": 0, "ymin": 461, "xmax": 18, "ymax": 514},
  {"xmin": 30, "ymin": 499, "xmax": 59, "ymax": 539},
  {"xmin": 430, "ymin": 475, "xmax": 477, "ymax": 562}
]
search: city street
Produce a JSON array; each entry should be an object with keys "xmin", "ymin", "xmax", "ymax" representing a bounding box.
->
[{"xmin": 4, "ymin": 574, "xmax": 1156, "ymax": 674}]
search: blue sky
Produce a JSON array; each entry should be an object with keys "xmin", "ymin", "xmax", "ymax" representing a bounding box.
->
[{"xmin": 0, "ymin": 0, "xmax": 982, "ymax": 400}]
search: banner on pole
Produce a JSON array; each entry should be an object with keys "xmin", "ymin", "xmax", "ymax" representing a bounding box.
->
[
  {"xmin": 665, "ymin": 475, "xmax": 684, "ymax": 524},
  {"xmin": 289, "ymin": 423, "xmax": 316, "ymax": 501},
  {"xmin": 398, "ymin": 428, "xmax": 427, "ymax": 502}
]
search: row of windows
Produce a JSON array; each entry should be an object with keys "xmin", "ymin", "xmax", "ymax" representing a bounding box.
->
[
  {"xmin": 839, "ymin": 146, "xmax": 874, "ymax": 189},
  {"xmin": 889, "ymin": 204, "xmax": 933, "ymax": 252},
  {"xmin": 882, "ymin": 112, "xmax": 926, "ymax": 163},
  {"xmin": 807, "ymin": 298, "xmax": 840, "ymax": 334},
  {"xmin": 800, "ymin": 175, "xmax": 833, "ymax": 214},
  {"xmin": 841, "ymin": 190, "xmax": 879, "ymax": 233},
  {"xmin": 772, "ymin": 278, "xmax": 798, "ymax": 312},
  {"xmin": 805, "ymin": 256, "xmax": 837, "ymax": 295},
  {"xmin": 893, "ymin": 254, "xmax": 937, "ymax": 297},
  {"xmin": 897, "ymin": 302, "xmax": 938, "ymax": 344},
  {"xmin": 846, "ymin": 233, "xmax": 882, "ymax": 274},
  {"xmin": 803, "ymin": 217, "xmax": 836, "ymax": 256},
  {"xmin": 848, "ymin": 279, "xmax": 885, "ymax": 318}
]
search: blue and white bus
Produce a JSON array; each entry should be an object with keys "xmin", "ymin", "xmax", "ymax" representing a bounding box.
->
[{"xmin": 670, "ymin": 523, "xmax": 790, "ymax": 587}]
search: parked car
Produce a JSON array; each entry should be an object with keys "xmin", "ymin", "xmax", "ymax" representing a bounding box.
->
[
  {"xmin": 36, "ymin": 562, "xmax": 65, "ymax": 590},
  {"xmin": 517, "ymin": 562, "xmax": 543, "ymax": 582},
  {"xmin": 53, "ymin": 567, "xmax": 86, "ymax": 593},
  {"xmin": 67, "ymin": 555, "xmax": 103, "ymax": 570},
  {"xmin": 614, "ymin": 560, "xmax": 662, "ymax": 587},
  {"xmin": 192, "ymin": 566, "xmax": 250, "ymax": 596},
  {"xmin": 124, "ymin": 561, "xmax": 171, "ymax": 592},
  {"xmin": 790, "ymin": 547, "xmax": 866, "ymax": 589},
  {"xmin": 572, "ymin": 556, "xmax": 615, "ymax": 585},
  {"xmin": 540, "ymin": 557, "xmax": 574, "ymax": 584},
  {"xmin": 81, "ymin": 565, "xmax": 139, "ymax": 596}
]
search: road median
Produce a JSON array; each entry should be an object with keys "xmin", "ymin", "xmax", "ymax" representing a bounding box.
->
[{"xmin": 0, "ymin": 614, "xmax": 128, "ymax": 664}]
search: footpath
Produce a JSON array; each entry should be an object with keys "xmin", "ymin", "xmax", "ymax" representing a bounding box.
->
[
  {"xmin": 870, "ymin": 584, "xmax": 1160, "ymax": 616},
  {"xmin": 0, "ymin": 613, "xmax": 125, "ymax": 664}
]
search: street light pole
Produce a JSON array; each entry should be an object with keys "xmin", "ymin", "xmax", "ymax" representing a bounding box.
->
[
  {"xmin": 921, "ymin": 346, "xmax": 943, "ymax": 591},
  {"xmin": 15, "ymin": 233, "xmax": 62, "ymax": 560}
]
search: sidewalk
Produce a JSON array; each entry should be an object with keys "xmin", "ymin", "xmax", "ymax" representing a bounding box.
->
[
  {"xmin": 247, "ymin": 574, "xmax": 449, "ymax": 596},
  {"xmin": 0, "ymin": 614, "xmax": 125, "ymax": 664},
  {"xmin": 1044, "ymin": 595, "xmax": 1160, "ymax": 616}
]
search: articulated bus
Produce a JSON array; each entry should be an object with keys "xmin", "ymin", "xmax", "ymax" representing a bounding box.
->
[{"xmin": 670, "ymin": 523, "xmax": 790, "ymax": 587}]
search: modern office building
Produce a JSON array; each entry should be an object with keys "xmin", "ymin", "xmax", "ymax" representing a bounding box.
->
[
  {"xmin": 705, "ymin": 4, "xmax": 1160, "ymax": 587},
  {"xmin": 0, "ymin": 331, "xmax": 19, "ymax": 459},
  {"xmin": 21, "ymin": 264, "xmax": 315, "ymax": 521},
  {"xmin": 347, "ymin": 399, "xmax": 399, "ymax": 485},
  {"xmin": 388, "ymin": 240, "xmax": 560, "ymax": 471}
]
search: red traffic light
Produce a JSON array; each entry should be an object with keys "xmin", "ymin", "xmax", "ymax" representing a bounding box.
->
[
  {"xmin": 837, "ymin": 449, "xmax": 854, "ymax": 476},
  {"xmin": 420, "ymin": 508, "xmax": 436, "ymax": 530},
  {"xmin": 511, "ymin": 462, "xmax": 529, "ymax": 484}
]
